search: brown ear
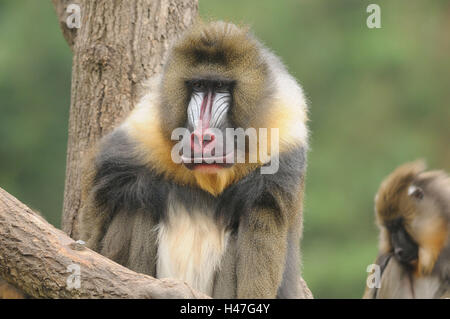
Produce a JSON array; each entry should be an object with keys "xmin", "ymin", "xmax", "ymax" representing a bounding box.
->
[{"xmin": 408, "ymin": 185, "xmax": 424, "ymax": 200}]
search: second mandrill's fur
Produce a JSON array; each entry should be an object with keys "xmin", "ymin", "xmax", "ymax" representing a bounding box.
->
[{"xmin": 79, "ymin": 21, "xmax": 310, "ymax": 298}]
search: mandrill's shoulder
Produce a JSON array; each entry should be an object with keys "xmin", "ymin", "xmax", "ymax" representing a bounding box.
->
[{"xmin": 86, "ymin": 127, "xmax": 169, "ymax": 221}]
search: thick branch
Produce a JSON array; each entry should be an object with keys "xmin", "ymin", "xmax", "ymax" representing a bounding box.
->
[{"xmin": 0, "ymin": 187, "xmax": 208, "ymax": 299}]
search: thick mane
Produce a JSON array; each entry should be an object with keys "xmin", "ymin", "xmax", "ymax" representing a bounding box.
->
[
  {"xmin": 160, "ymin": 21, "xmax": 272, "ymax": 132},
  {"xmin": 376, "ymin": 160, "xmax": 450, "ymax": 221},
  {"xmin": 174, "ymin": 21, "xmax": 256, "ymax": 68},
  {"xmin": 126, "ymin": 21, "xmax": 308, "ymax": 195},
  {"xmin": 416, "ymin": 170, "xmax": 450, "ymax": 218},
  {"xmin": 376, "ymin": 160, "xmax": 426, "ymax": 219}
]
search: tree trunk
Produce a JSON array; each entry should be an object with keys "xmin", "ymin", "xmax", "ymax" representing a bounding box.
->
[{"xmin": 53, "ymin": 0, "xmax": 198, "ymax": 238}]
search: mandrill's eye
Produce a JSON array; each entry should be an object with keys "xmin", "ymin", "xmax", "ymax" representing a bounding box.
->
[
  {"xmin": 214, "ymin": 81, "xmax": 230, "ymax": 92},
  {"xmin": 192, "ymin": 80, "xmax": 204, "ymax": 91}
]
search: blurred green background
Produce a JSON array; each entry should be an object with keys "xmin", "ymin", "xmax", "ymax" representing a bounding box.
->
[{"xmin": 0, "ymin": 0, "xmax": 449, "ymax": 298}]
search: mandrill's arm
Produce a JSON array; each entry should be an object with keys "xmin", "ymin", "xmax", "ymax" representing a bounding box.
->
[
  {"xmin": 233, "ymin": 146, "xmax": 306, "ymax": 298},
  {"xmin": 236, "ymin": 204, "xmax": 289, "ymax": 298},
  {"xmin": 77, "ymin": 129, "xmax": 162, "ymax": 276}
]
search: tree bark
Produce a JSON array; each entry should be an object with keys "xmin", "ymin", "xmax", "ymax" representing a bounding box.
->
[
  {"xmin": 0, "ymin": 187, "xmax": 208, "ymax": 298},
  {"xmin": 53, "ymin": 0, "xmax": 198, "ymax": 238}
]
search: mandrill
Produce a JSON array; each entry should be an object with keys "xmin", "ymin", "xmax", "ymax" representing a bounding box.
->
[
  {"xmin": 364, "ymin": 161, "xmax": 450, "ymax": 299},
  {"xmin": 79, "ymin": 21, "xmax": 310, "ymax": 298}
]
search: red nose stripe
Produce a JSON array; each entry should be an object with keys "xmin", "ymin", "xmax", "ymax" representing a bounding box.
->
[{"xmin": 199, "ymin": 91, "xmax": 215, "ymax": 130}]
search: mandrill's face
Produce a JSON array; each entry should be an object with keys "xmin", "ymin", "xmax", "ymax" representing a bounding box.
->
[
  {"xmin": 181, "ymin": 77, "xmax": 236, "ymax": 172},
  {"xmin": 383, "ymin": 217, "xmax": 419, "ymax": 268},
  {"xmin": 158, "ymin": 23, "xmax": 271, "ymax": 174}
]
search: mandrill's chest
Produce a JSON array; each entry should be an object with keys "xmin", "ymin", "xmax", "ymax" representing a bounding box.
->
[{"xmin": 155, "ymin": 194, "xmax": 230, "ymax": 296}]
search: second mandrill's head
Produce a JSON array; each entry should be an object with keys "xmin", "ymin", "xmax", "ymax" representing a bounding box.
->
[
  {"xmin": 158, "ymin": 21, "xmax": 274, "ymax": 172},
  {"xmin": 375, "ymin": 161, "xmax": 450, "ymax": 276}
]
